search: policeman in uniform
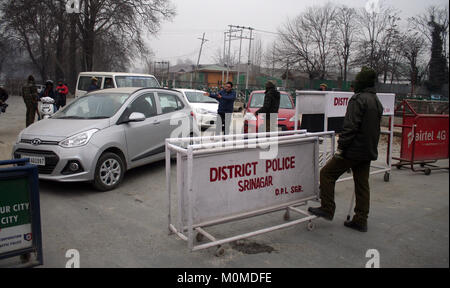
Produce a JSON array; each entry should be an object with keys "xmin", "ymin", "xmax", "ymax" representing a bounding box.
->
[
  {"xmin": 308, "ymin": 67, "xmax": 384, "ymax": 232},
  {"xmin": 22, "ymin": 75, "xmax": 39, "ymax": 127}
]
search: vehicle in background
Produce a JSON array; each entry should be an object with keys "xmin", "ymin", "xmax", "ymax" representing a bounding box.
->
[
  {"xmin": 243, "ymin": 90, "xmax": 300, "ymax": 133},
  {"xmin": 176, "ymin": 88, "xmax": 218, "ymax": 130},
  {"xmin": 13, "ymin": 87, "xmax": 192, "ymax": 191},
  {"xmin": 75, "ymin": 72, "xmax": 160, "ymax": 98}
]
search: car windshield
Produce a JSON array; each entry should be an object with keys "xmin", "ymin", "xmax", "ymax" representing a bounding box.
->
[
  {"xmin": 53, "ymin": 93, "xmax": 129, "ymax": 119},
  {"xmin": 185, "ymin": 91, "xmax": 218, "ymax": 104},
  {"xmin": 115, "ymin": 76, "xmax": 160, "ymax": 88},
  {"xmin": 250, "ymin": 93, "xmax": 293, "ymax": 109}
]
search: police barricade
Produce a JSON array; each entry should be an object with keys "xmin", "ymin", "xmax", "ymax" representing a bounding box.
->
[
  {"xmin": 166, "ymin": 130, "xmax": 335, "ymax": 255},
  {"xmin": 0, "ymin": 159, "xmax": 43, "ymax": 268},
  {"xmin": 294, "ymin": 91, "xmax": 396, "ymax": 183},
  {"xmin": 393, "ymin": 99, "xmax": 449, "ymax": 174}
]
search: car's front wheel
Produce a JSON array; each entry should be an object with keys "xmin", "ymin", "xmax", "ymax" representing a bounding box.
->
[{"xmin": 93, "ymin": 152, "xmax": 125, "ymax": 191}]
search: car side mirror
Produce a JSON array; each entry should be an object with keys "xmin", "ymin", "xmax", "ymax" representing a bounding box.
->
[{"xmin": 128, "ymin": 112, "xmax": 146, "ymax": 122}]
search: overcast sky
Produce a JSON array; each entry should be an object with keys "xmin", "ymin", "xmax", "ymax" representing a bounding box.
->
[{"xmin": 143, "ymin": 0, "xmax": 448, "ymax": 68}]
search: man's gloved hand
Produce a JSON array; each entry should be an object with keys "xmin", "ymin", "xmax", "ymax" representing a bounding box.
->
[{"xmin": 335, "ymin": 149, "xmax": 345, "ymax": 160}]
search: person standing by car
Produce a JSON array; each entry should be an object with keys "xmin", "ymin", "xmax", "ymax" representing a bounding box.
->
[
  {"xmin": 308, "ymin": 67, "xmax": 384, "ymax": 233},
  {"xmin": 22, "ymin": 75, "xmax": 39, "ymax": 127},
  {"xmin": 205, "ymin": 82, "xmax": 236, "ymax": 135},
  {"xmin": 56, "ymin": 80, "xmax": 69, "ymax": 110},
  {"xmin": 254, "ymin": 81, "xmax": 280, "ymax": 133},
  {"xmin": 88, "ymin": 77, "xmax": 100, "ymax": 92}
]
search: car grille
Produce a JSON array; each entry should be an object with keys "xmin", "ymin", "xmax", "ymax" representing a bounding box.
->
[
  {"xmin": 14, "ymin": 149, "xmax": 59, "ymax": 175},
  {"xmin": 20, "ymin": 139, "xmax": 59, "ymax": 146}
]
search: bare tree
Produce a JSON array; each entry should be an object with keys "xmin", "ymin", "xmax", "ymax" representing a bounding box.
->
[
  {"xmin": 400, "ymin": 29, "xmax": 427, "ymax": 84},
  {"xmin": 1, "ymin": 0, "xmax": 60, "ymax": 81},
  {"xmin": 332, "ymin": 6, "xmax": 357, "ymax": 83},
  {"xmin": 213, "ymin": 47, "xmax": 239, "ymax": 67},
  {"xmin": 76, "ymin": 0, "xmax": 175, "ymax": 71},
  {"xmin": 276, "ymin": 3, "xmax": 337, "ymax": 80},
  {"xmin": 354, "ymin": 4, "xmax": 401, "ymax": 81}
]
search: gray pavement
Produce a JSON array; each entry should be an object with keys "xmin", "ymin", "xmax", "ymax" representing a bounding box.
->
[{"xmin": 0, "ymin": 95, "xmax": 448, "ymax": 268}]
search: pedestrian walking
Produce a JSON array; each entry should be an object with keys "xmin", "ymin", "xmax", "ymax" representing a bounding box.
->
[
  {"xmin": 255, "ymin": 81, "xmax": 281, "ymax": 133},
  {"xmin": 308, "ymin": 67, "xmax": 384, "ymax": 232},
  {"xmin": 22, "ymin": 75, "xmax": 39, "ymax": 127}
]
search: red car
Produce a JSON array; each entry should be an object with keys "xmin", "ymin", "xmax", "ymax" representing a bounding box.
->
[{"xmin": 243, "ymin": 90, "xmax": 300, "ymax": 133}]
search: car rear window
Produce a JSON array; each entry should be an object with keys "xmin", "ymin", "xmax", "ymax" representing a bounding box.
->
[
  {"xmin": 250, "ymin": 93, "xmax": 293, "ymax": 109},
  {"xmin": 115, "ymin": 76, "xmax": 160, "ymax": 88}
]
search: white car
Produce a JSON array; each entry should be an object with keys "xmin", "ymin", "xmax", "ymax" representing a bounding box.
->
[
  {"xmin": 75, "ymin": 72, "xmax": 160, "ymax": 98},
  {"xmin": 176, "ymin": 89, "xmax": 219, "ymax": 130}
]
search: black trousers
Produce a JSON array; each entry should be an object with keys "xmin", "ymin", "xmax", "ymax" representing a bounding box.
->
[{"xmin": 320, "ymin": 156, "xmax": 371, "ymax": 225}]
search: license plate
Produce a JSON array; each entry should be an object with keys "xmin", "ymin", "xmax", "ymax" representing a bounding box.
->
[{"xmin": 21, "ymin": 155, "xmax": 46, "ymax": 166}]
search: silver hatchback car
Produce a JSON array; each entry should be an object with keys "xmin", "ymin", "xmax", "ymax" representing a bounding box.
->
[{"xmin": 13, "ymin": 88, "xmax": 194, "ymax": 191}]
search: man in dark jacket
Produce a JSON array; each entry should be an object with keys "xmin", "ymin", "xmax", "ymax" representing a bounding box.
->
[
  {"xmin": 308, "ymin": 67, "xmax": 384, "ymax": 232},
  {"xmin": 22, "ymin": 75, "xmax": 39, "ymax": 127},
  {"xmin": 255, "ymin": 81, "xmax": 281, "ymax": 132},
  {"xmin": 205, "ymin": 82, "xmax": 236, "ymax": 135}
]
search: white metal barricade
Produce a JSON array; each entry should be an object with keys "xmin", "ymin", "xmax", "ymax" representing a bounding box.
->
[
  {"xmin": 166, "ymin": 130, "xmax": 335, "ymax": 256},
  {"xmin": 295, "ymin": 91, "xmax": 395, "ymax": 183}
]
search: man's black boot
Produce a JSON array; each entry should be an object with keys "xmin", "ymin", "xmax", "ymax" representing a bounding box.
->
[
  {"xmin": 344, "ymin": 220, "xmax": 368, "ymax": 232},
  {"xmin": 308, "ymin": 207, "xmax": 333, "ymax": 221}
]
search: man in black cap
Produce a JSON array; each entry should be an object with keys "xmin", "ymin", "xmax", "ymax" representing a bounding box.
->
[
  {"xmin": 308, "ymin": 67, "xmax": 384, "ymax": 232},
  {"xmin": 255, "ymin": 81, "xmax": 281, "ymax": 133}
]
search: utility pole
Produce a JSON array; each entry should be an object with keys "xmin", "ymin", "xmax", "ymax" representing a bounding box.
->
[
  {"xmin": 226, "ymin": 26, "xmax": 233, "ymax": 82},
  {"xmin": 194, "ymin": 33, "xmax": 208, "ymax": 89},
  {"xmin": 222, "ymin": 25, "xmax": 254, "ymax": 93},
  {"xmin": 245, "ymin": 27, "xmax": 254, "ymax": 91},
  {"xmin": 156, "ymin": 61, "xmax": 169, "ymax": 87}
]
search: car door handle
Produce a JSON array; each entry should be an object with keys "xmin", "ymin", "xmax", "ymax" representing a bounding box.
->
[{"xmin": 153, "ymin": 120, "xmax": 161, "ymax": 125}]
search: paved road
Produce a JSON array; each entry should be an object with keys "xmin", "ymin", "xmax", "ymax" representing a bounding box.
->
[{"xmin": 1, "ymin": 95, "xmax": 448, "ymax": 268}]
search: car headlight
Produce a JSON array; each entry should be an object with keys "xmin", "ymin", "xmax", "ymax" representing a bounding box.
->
[
  {"xmin": 290, "ymin": 116, "xmax": 296, "ymax": 122},
  {"xmin": 59, "ymin": 129, "xmax": 99, "ymax": 148},
  {"xmin": 244, "ymin": 113, "xmax": 257, "ymax": 121}
]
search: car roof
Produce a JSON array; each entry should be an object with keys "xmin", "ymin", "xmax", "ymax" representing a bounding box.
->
[
  {"xmin": 79, "ymin": 72, "xmax": 157, "ymax": 78},
  {"xmin": 86, "ymin": 87, "xmax": 182, "ymax": 95},
  {"xmin": 251, "ymin": 90, "xmax": 289, "ymax": 95},
  {"xmin": 176, "ymin": 88, "xmax": 205, "ymax": 93}
]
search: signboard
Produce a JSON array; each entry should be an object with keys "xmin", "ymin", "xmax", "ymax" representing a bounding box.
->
[
  {"xmin": 296, "ymin": 91, "xmax": 396, "ymax": 117},
  {"xmin": 400, "ymin": 115, "xmax": 449, "ymax": 161},
  {"xmin": 179, "ymin": 140, "xmax": 319, "ymax": 226},
  {"xmin": 0, "ymin": 159, "xmax": 43, "ymax": 267},
  {"xmin": 0, "ymin": 177, "xmax": 33, "ymax": 254}
]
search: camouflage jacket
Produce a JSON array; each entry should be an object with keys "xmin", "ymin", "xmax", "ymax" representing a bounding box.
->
[{"xmin": 22, "ymin": 82, "xmax": 38, "ymax": 104}]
